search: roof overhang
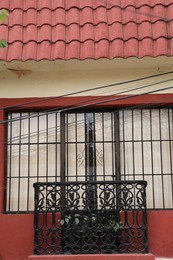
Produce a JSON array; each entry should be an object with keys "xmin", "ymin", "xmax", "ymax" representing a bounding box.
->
[{"xmin": 0, "ymin": 56, "xmax": 173, "ymax": 73}]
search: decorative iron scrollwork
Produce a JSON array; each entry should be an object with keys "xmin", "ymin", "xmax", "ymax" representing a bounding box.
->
[
  {"xmin": 77, "ymin": 149, "xmax": 103, "ymax": 167},
  {"xmin": 34, "ymin": 180, "xmax": 148, "ymax": 255}
]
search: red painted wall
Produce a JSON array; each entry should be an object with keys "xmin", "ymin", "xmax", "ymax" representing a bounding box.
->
[
  {"xmin": 0, "ymin": 212, "xmax": 173, "ymax": 260},
  {"xmin": 148, "ymin": 211, "xmax": 173, "ymax": 257},
  {"xmin": 0, "ymin": 96, "xmax": 173, "ymax": 260},
  {"xmin": 0, "ymin": 214, "xmax": 33, "ymax": 260}
]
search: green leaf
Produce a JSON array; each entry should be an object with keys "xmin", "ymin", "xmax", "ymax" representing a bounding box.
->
[
  {"xmin": 75, "ymin": 218, "xmax": 80, "ymax": 225},
  {"xmin": 65, "ymin": 217, "xmax": 69, "ymax": 223},
  {"xmin": 0, "ymin": 39, "xmax": 8, "ymax": 48},
  {"xmin": 0, "ymin": 9, "xmax": 9, "ymax": 23},
  {"xmin": 60, "ymin": 219, "xmax": 65, "ymax": 225},
  {"xmin": 0, "ymin": 10, "xmax": 9, "ymax": 48}
]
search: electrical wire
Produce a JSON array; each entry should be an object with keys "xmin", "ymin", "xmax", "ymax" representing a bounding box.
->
[
  {"xmin": 1, "ymin": 70, "xmax": 173, "ymax": 111},
  {"xmin": 4, "ymin": 84, "xmax": 173, "ymax": 146},
  {"xmin": 6, "ymin": 93, "xmax": 173, "ymax": 145},
  {"xmin": 99, "ymin": 0, "xmax": 171, "ymax": 22},
  {"xmin": 1, "ymin": 74, "xmax": 173, "ymax": 124}
]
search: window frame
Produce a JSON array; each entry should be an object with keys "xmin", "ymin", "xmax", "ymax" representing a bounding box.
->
[{"xmin": 1, "ymin": 94, "xmax": 173, "ymax": 213}]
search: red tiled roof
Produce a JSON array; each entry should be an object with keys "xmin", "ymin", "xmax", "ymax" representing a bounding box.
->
[{"xmin": 0, "ymin": 0, "xmax": 173, "ymax": 61}]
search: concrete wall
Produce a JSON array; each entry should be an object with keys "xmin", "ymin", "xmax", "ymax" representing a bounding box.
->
[
  {"xmin": 0, "ymin": 57, "xmax": 173, "ymax": 98},
  {"xmin": 0, "ymin": 56, "xmax": 173, "ymax": 259}
]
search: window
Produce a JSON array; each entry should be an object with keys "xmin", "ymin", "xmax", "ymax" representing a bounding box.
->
[{"xmin": 6, "ymin": 109, "xmax": 173, "ymax": 212}]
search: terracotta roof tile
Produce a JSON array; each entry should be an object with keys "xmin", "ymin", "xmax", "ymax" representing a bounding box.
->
[
  {"xmin": 38, "ymin": 25, "xmax": 51, "ymax": 42},
  {"xmin": 94, "ymin": 7, "xmax": 107, "ymax": 24},
  {"xmin": 166, "ymin": 4, "xmax": 173, "ymax": 20},
  {"xmin": 154, "ymin": 38, "xmax": 168, "ymax": 56},
  {"xmin": 7, "ymin": 41, "xmax": 23, "ymax": 60},
  {"xmin": 23, "ymin": 9, "xmax": 37, "ymax": 27},
  {"xmin": 37, "ymin": 0, "xmax": 52, "ymax": 10},
  {"xmin": 95, "ymin": 40, "xmax": 109, "ymax": 59},
  {"xmin": 165, "ymin": 0, "xmax": 173, "ymax": 5},
  {"xmin": 108, "ymin": 7, "xmax": 122, "ymax": 24},
  {"xmin": 122, "ymin": 6, "xmax": 137, "ymax": 24},
  {"xmin": 8, "ymin": 9, "xmax": 23, "ymax": 27},
  {"xmin": 80, "ymin": 40, "xmax": 95, "ymax": 59},
  {"xmin": 121, "ymin": 0, "xmax": 136, "ymax": 8},
  {"xmin": 52, "ymin": 8, "xmax": 66, "ymax": 26},
  {"xmin": 124, "ymin": 39, "xmax": 138, "ymax": 57},
  {"xmin": 0, "ymin": 0, "xmax": 10, "ymax": 10},
  {"xmin": 37, "ymin": 41, "xmax": 51, "ymax": 60},
  {"xmin": 8, "ymin": 25, "xmax": 23, "ymax": 43},
  {"xmin": 51, "ymin": 41, "xmax": 65, "ymax": 60},
  {"xmin": 136, "ymin": 6, "xmax": 151, "ymax": 23},
  {"xmin": 65, "ymin": 0, "xmax": 80, "ymax": 10},
  {"xmin": 24, "ymin": 0, "xmax": 37, "ymax": 10},
  {"xmin": 79, "ymin": 0, "xmax": 93, "ymax": 9},
  {"xmin": 23, "ymin": 25, "xmax": 37, "ymax": 43},
  {"xmin": 110, "ymin": 39, "xmax": 124, "ymax": 58},
  {"xmin": 153, "ymin": 21, "xmax": 167, "ymax": 39},
  {"xmin": 168, "ymin": 21, "xmax": 173, "ymax": 38},
  {"xmin": 138, "ymin": 38, "xmax": 153, "ymax": 57},
  {"xmin": 51, "ymin": 0, "xmax": 65, "ymax": 10},
  {"xmin": 66, "ymin": 8, "xmax": 80, "ymax": 25},
  {"xmin": 23, "ymin": 42, "xmax": 37, "ymax": 60},
  {"xmin": 108, "ymin": 23, "xmax": 123, "ymax": 41},
  {"xmin": 168, "ymin": 38, "xmax": 173, "ymax": 54},
  {"xmin": 95, "ymin": 23, "xmax": 109, "ymax": 41},
  {"xmin": 66, "ymin": 41, "xmax": 80, "ymax": 59},
  {"xmin": 52, "ymin": 24, "xmax": 66, "ymax": 42},
  {"xmin": 123, "ymin": 22, "xmax": 138, "ymax": 40},
  {"xmin": 0, "ymin": 0, "xmax": 173, "ymax": 61},
  {"xmin": 38, "ymin": 9, "xmax": 52, "ymax": 27},
  {"xmin": 9, "ymin": 0, "xmax": 23, "ymax": 11},
  {"xmin": 80, "ymin": 8, "xmax": 94, "ymax": 26},
  {"xmin": 151, "ymin": 5, "xmax": 166, "ymax": 22},
  {"xmin": 80, "ymin": 24, "xmax": 94, "ymax": 42}
]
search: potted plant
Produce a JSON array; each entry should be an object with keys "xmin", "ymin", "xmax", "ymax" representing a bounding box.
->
[{"xmin": 60, "ymin": 211, "xmax": 123, "ymax": 254}]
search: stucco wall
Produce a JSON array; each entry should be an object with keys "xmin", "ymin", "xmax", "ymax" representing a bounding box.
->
[
  {"xmin": 0, "ymin": 57, "xmax": 173, "ymax": 98},
  {"xmin": 0, "ymin": 57, "xmax": 173, "ymax": 259}
]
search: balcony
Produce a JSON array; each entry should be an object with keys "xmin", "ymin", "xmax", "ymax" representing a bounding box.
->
[{"xmin": 33, "ymin": 180, "xmax": 148, "ymax": 255}]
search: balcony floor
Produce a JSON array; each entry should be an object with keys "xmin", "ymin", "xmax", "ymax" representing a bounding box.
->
[{"xmin": 27, "ymin": 253, "xmax": 155, "ymax": 260}]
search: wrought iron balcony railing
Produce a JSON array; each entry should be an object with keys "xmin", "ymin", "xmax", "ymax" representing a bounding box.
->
[{"xmin": 34, "ymin": 180, "xmax": 148, "ymax": 255}]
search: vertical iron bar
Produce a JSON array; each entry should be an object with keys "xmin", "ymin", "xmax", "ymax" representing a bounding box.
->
[
  {"xmin": 55, "ymin": 112, "xmax": 58, "ymax": 182},
  {"xmin": 150, "ymin": 109, "xmax": 155, "ymax": 209},
  {"xmin": 93, "ymin": 113, "xmax": 96, "ymax": 181},
  {"xmin": 84, "ymin": 113, "xmax": 87, "ymax": 181},
  {"xmin": 141, "ymin": 110, "xmax": 145, "ymax": 180},
  {"xmin": 114, "ymin": 111, "xmax": 121, "ymax": 224},
  {"xmin": 18, "ymin": 112, "xmax": 22, "ymax": 211},
  {"xmin": 66, "ymin": 114, "xmax": 68, "ymax": 182},
  {"xmin": 132, "ymin": 109, "xmax": 135, "ymax": 181},
  {"xmin": 122, "ymin": 110, "xmax": 126, "ymax": 180},
  {"xmin": 3, "ymin": 112, "xmax": 8, "ymax": 212},
  {"xmin": 85, "ymin": 113, "xmax": 97, "ymax": 209},
  {"xmin": 46, "ymin": 113, "xmax": 48, "ymax": 182},
  {"xmin": 111, "ymin": 112, "xmax": 115, "ymax": 179},
  {"xmin": 168, "ymin": 108, "xmax": 173, "ymax": 206},
  {"xmin": 75, "ymin": 113, "xmax": 78, "ymax": 181},
  {"xmin": 114, "ymin": 111, "xmax": 121, "ymax": 181},
  {"xmin": 60, "ymin": 113, "xmax": 66, "ymax": 235},
  {"xmin": 8, "ymin": 113, "xmax": 12, "ymax": 211},
  {"xmin": 159, "ymin": 109, "xmax": 165, "ymax": 208},
  {"xmin": 37, "ymin": 112, "xmax": 39, "ymax": 182},
  {"xmin": 60, "ymin": 113, "xmax": 65, "ymax": 182},
  {"xmin": 131, "ymin": 110, "xmax": 136, "ymax": 207},
  {"xmin": 102, "ymin": 113, "xmax": 105, "ymax": 180},
  {"xmin": 27, "ymin": 112, "xmax": 30, "ymax": 211}
]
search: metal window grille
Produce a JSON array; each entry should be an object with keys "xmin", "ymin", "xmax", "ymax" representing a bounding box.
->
[
  {"xmin": 6, "ymin": 109, "xmax": 173, "ymax": 212},
  {"xmin": 34, "ymin": 180, "xmax": 148, "ymax": 254}
]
